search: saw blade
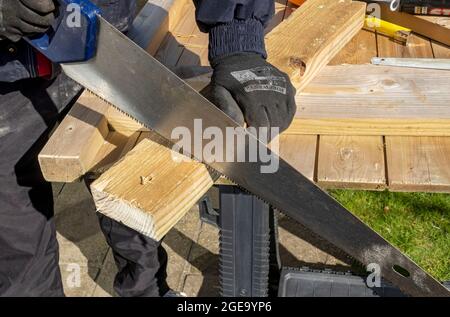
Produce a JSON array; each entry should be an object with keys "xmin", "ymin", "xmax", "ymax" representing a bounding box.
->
[{"xmin": 61, "ymin": 17, "xmax": 449, "ymax": 297}]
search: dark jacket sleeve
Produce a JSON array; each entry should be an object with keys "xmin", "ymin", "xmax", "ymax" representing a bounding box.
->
[
  {"xmin": 0, "ymin": 0, "xmax": 136, "ymax": 83},
  {"xmin": 193, "ymin": 0, "xmax": 275, "ymax": 62}
]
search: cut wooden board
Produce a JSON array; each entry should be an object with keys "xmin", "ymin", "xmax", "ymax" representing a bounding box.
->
[
  {"xmin": 91, "ymin": 139, "xmax": 216, "ymax": 240},
  {"xmin": 39, "ymin": 92, "xmax": 109, "ymax": 182},
  {"xmin": 90, "ymin": 131, "xmax": 141, "ymax": 174},
  {"xmin": 386, "ymin": 137, "xmax": 450, "ymax": 192},
  {"xmin": 317, "ymin": 136, "xmax": 386, "ymax": 190},
  {"xmin": 266, "ymin": 0, "xmax": 366, "ymax": 90}
]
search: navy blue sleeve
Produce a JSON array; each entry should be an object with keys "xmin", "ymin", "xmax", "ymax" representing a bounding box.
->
[
  {"xmin": 193, "ymin": 0, "xmax": 275, "ymax": 61},
  {"xmin": 0, "ymin": 0, "xmax": 136, "ymax": 82}
]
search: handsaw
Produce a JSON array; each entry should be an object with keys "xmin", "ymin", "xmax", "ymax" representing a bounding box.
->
[{"xmin": 27, "ymin": 0, "xmax": 449, "ymax": 296}]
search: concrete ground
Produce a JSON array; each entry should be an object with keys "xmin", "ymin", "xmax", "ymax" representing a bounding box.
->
[{"xmin": 54, "ymin": 181, "xmax": 350, "ymax": 297}]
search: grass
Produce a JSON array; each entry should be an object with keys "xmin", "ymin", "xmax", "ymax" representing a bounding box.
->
[{"xmin": 329, "ymin": 190, "xmax": 450, "ymax": 282}]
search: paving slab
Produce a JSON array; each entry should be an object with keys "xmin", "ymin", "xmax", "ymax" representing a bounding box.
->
[
  {"xmin": 60, "ymin": 263, "xmax": 100, "ymax": 297},
  {"xmin": 182, "ymin": 274, "xmax": 220, "ymax": 297},
  {"xmin": 55, "ymin": 182, "xmax": 109, "ymax": 269},
  {"xmin": 92, "ymin": 248, "xmax": 117, "ymax": 297}
]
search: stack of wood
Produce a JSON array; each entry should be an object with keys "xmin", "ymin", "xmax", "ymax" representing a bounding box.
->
[{"xmin": 39, "ymin": 0, "xmax": 450, "ymax": 240}]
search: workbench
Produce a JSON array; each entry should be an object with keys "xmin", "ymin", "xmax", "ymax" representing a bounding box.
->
[{"xmin": 38, "ymin": 0, "xmax": 450, "ymax": 239}]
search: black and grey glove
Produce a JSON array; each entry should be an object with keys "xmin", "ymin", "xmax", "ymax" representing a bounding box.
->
[
  {"xmin": 203, "ymin": 53, "xmax": 296, "ymax": 136},
  {"xmin": 0, "ymin": 0, "xmax": 56, "ymax": 42}
]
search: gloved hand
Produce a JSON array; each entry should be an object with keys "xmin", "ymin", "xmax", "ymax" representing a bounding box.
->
[
  {"xmin": 203, "ymin": 53, "xmax": 296, "ymax": 137},
  {"xmin": 0, "ymin": 0, "xmax": 56, "ymax": 42}
]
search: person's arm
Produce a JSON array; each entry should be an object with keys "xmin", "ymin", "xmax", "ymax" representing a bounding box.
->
[
  {"xmin": 0, "ymin": 0, "xmax": 56, "ymax": 82},
  {"xmin": 194, "ymin": 0, "xmax": 274, "ymax": 61}
]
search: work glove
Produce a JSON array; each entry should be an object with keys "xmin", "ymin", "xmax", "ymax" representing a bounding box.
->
[
  {"xmin": 0, "ymin": 0, "xmax": 56, "ymax": 42},
  {"xmin": 203, "ymin": 53, "xmax": 296, "ymax": 138}
]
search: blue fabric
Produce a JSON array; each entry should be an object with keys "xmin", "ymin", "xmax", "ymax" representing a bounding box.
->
[
  {"xmin": 0, "ymin": 0, "xmax": 137, "ymax": 82},
  {"xmin": 194, "ymin": 0, "xmax": 275, "ymax": 61}
]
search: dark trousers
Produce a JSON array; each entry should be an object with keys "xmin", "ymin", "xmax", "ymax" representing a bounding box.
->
[{"xmin": 0, "ymin": 75, "xmax": 168, "ymax": 297}]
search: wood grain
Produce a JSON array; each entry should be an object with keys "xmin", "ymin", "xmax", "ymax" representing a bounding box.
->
[
  {"xmin": 318, "ymin": 26, "xmax": 386, "ymax": 190},
  {"xmin": 38, "ymin": 92, "xmax": 110, "ymax": 182},
  {"xmin": 155, "ymin": 2, "xmax": 198, "ymax": 67},
  {"xmin": 276, "ymin": 135, "xmax": 317, "ymax": 181},
  {"xmin": 266, "ymin": 0, "xmax": 366, "ymax": 90},
  {"xmin": 291, "ymin": 64, "xmax": 450, "ymax": 136},
  {"xmin": 317, "ymin": 136, "xmax": 386, "ymax": 189},
  {"xmin": 91, "ymin": 139, "xmax": 215, "ymax": 240},
  {"xmin": 329, "ymin": 29, "xmax": 377, "ymax": 65},
  {"xmin": 386, "ymin": 137, "xmax": 450, "ymax": 192}
]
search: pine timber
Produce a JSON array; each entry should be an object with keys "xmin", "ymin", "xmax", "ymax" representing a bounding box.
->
[
  {"xmin": 317, "ymin": 27, "xmax": 386, "ymax": 190},
  {"xmin": 266, "ymin": 0, "xmax": 367, "ymax": 90},
  {"xmin": 89, "ymin": 0, "xmax": 367, "ymax": 238},
  {"xmin": 378, "ymin": 25, "xmax": 450, "ymax": 192},
  {"xmin": 317, "ymin": 136, "xmax": 386, "ymax": 189},
  {"xmin": 38, "ymin": 92, "xmax": 110, "ymax": 182},
  {"xmin": 91, "ymin": 139, "xmax": 217, "ymax": 240},
  {"xmin": 385, "ymin": 137, "xmax": 450, "ymax": 193},
  {"xmin": 292, "ymin": 64, "xmax": 450, "ymax": 136}
]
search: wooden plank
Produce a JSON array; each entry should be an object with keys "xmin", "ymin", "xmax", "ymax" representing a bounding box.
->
[
  {"xmin": 155, "ymin": 2, "xmax": 198, "ymax": 67},
  {"xmin": 39, "ymin": 92, "xmax": 109, "ymax": 182},
  {"xmin": 386, "ymin": 137, "xmax": 450, "ymax": 192},
  {"xmin": 289, "ymin": 64, "xmax": 450, "ymax": 136},
  {"xmin": 429, "ymin": 17, "xmax": 450, "ymax": 58},
  {"xmin": 91, "ymin": 139, "xmax": 216, "ymax": 240},
  {"xmin": 277, "ymin": 135, "xmax": 317, "ymax": 181},
  {"xmin": 266, "ymin": 0, "xmax": 366, "ymax": 90},
  {"xmin": 318, "ymin": 26, "xmax": 386, "ymax": 190},
  {"xmin": 377, "ymin": 33, "xmax": 433, "ymax": 58},
  {"xmin": 90, "ymin": 131, "xmax": 141, "ymax": 174},
  {"xmin": 432, "ymin": 42, "xmax": 450, "ymax": 58},
  {"xmin": 317, "ymin": 136, "xmax": 386, "ymax": 190},
  {"xmin": 39, "ymin": 0, "xmax": 188, "ymax": 182},
  {"xmin": 329, "ymin": 29, "xmax": 377, "ymax": 65},
  {"xmin": 81, "ymin": 64, "xmax": 450, "ymax": 138}
]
